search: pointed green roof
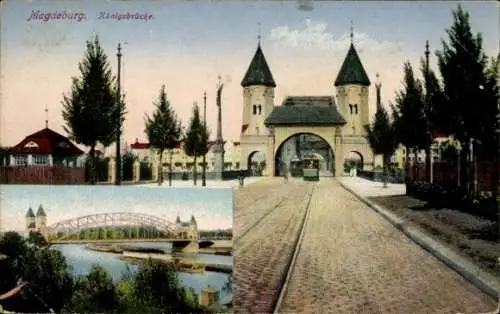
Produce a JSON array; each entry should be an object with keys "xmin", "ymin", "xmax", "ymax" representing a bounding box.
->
[
  {"xmin": 26, "ymin": 208, "xmax": 35, "ymax": 218},
  {"xmin": 190, "ymin": 215, "xmax": 196, "ymax": 224},
  {"xmin": 241, "ymin": 44, "xmax": 276, "ymax": 88},
  {"xmin": 36, "ymin": 205, "xmax": 46, "ymax": 217},
  {"xmin": 175, "ymin": 215, "xmax": 181, "ymax": 224},
  {"xmin": 334, "ymin": 44, "xmax": 371, "ymax": 86}
]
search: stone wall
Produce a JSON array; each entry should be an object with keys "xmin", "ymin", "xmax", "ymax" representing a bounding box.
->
[{"xmin": 0, "ymin": 165, "xmax": 85, "ymax": 184}]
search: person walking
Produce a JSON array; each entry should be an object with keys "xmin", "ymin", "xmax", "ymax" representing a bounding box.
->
[{"xmin": 282, "ymin": 160, "xmax": 289, "ymax": 183}]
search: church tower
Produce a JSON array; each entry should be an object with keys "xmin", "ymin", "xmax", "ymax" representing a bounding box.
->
[
  {"xmin": 25, "ymin": 207, "xmax": 36, "ymax": 232},
  {"xmin": 334, "ymin": 30, "xmax": 371, "ymax": 137},
  {"xmin": 239, "ymin": 34, "xmax": 277, "ymax": 173},
  {"xmin": 35, "ymin": 204, "xmax": 48, "ymax": 239}
]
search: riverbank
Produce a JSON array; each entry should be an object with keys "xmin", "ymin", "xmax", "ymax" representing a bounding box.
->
[
  {"xmin": 121, "ymin": 252, "xmax": 232, "ymax": 274},
  {"xmin": 87, "ymin": 243, "xmax": 232, "ymax": 256},
  {"xmin": 86, "ymin": 243, "xmax": 165, "ymax": 254}
]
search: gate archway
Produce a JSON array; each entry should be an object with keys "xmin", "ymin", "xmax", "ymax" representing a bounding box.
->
[
  {"xmin": 274, "ymin": 132, "xmax": 335, "ymax": 177},
  {"xmin": 344, "ymin": 151, "xmax": 364, "ymax": 175},
  {"xmin": 247, "ymin": 151, "xmax": 266, "ymax": 176}
]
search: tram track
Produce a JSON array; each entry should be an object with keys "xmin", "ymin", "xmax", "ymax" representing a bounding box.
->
[
  {"xmin": 233, "ymin": 180, "xmax": 317, "ymax": 313},
  {"xmin": 233, "ymin": 198, "xmax": 284, "ymax": 244},
  {"xmin": 234, "ymin": 179, "xmax": 299, "ymax": 243},
  {"xmin": 272, "ymin": 183, "xmax": 316, "ymax": 314}
]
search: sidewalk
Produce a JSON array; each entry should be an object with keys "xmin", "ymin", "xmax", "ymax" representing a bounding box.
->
[
  {"xmin": 137, "ymin": 176, "xmax": 266, "ymax": 189},
  {"xmin": 339, "ymin": 175, "xmax": 500, "ymax": 301},
  {"xmin": 339, "ymin": 176, "xmax": 406, "ymax": 197}
]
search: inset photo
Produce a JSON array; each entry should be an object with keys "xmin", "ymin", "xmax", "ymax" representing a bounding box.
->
[{"xmin": 0, "ymin": 186, "xmax": 233, "ymax": 313}]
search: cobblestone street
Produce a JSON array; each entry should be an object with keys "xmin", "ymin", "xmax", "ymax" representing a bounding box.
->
[
  {"xmin": 234, "ymin": 178, "xmax": 497, "ymax": 314},
  {"xmin": 233, "ymin": 178, "xmax": 315, "ymax": 313}
]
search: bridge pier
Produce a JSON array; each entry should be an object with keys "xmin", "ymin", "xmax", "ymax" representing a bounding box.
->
[{"xmin": 172, "ymin": 241, "xmax": 199, "ymax": 253}]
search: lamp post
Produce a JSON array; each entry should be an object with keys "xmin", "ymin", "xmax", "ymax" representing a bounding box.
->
[
  {"xmin": 115, "ymin": 43, "xmax": 122, "ymax": 185},
  {"xmin": 202, "ymin": 91, "xmax": 207, "ymax": 187}
]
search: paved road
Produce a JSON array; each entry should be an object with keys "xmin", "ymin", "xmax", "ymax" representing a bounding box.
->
[
  {"xmin": 233, "ymin": 178, "xmax": 315, "ymax": 313},
  {"xmin": 234, "ymin": 178, "xmax": 497, "ymax": 314}
]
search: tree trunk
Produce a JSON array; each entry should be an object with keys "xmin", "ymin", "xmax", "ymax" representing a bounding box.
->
[
  {"xmin": 193, "ymin": 155, "xmax": 197, "ymax": 186},
  {"xmin": 404, "ymin": 148, "xmax": 411, "ymax": 196},
  {"xmin": 425, "ymin": 145, "xmax": 432, "ymax": 183},
  {"xmin": 202, "ymin": 154, "xmax": 206, "ymax": 187},
  {"xmin": 460, "ymin": 146, "xmax": 469, "ymax": 192},
  {"xmin": 169, "ymin": 150, "xmax": 173, "ymax": 187},
  {"xmin": 158, "ymin": 149, "xmax": 164, "ymax": 186},
  {"xmin": 89, "ymin": 145, "xmax": 96, "ymax": 185},
  {"xmin": 472, "ymin": 140, "xmax": 478, "ymax": 196},
  {"xmin": 382, "ymin": 154, "xmax": 388, "ymax": 188}
]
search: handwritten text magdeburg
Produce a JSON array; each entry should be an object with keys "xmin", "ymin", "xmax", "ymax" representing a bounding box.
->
[{"xmin": 27, "ymin": 10, "xmax": 86, "ymax": 22}]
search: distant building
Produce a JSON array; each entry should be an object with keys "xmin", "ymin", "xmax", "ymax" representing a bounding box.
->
[
  {"xmin": 129, "ymin": 139, "xmax": 242, "ymax": 172},
  {"xmin": 7, "ymin": 127, "xmax": 84, "ymax": 166},
  {"xmin": 25, "ymin": 205, "xmax": 48, "ymax": 239},
  {"xmin": 175, "ymin": 215, "xmax": 198, "ymax": 240},
  {"xmin": 376, "ymin": 132, "xmax": 454, "ymax": 169}
]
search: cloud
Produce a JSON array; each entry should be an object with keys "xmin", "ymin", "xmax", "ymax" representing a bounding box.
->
[{"xmin": 269, "ymin": 19, "xmax": 403, "ymax": 56}]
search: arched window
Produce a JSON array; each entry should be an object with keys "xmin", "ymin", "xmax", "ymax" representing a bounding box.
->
[
  {"xmin": 354, "ymin": 104, "xmax": 358, "ymax": 114},
  {"xmin": 253, "ymin": 105, "xmax": 257, "ymax": 115},
  {"xmin": 349, "ymin": 104, "xmax": 353, "ymax": 114},
  {"xmin": 258, "ymin": 105, "xmax": 262, "ymax": 115},
  {"xmin": 256, "ymin": 126, "xmax": 260, "ymax": 135},
  {"xmin": 352, "ymin": 126, "xmax": 356, "ymax": 134}
]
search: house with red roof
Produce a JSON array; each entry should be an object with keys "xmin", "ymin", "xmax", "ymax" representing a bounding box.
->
[{"xmin": 7, "ymin": 127, "xmax": 84, "ymax": 166}]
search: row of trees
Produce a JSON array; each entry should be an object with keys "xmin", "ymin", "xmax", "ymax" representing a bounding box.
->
[
  {"xmin": 61, "ymin": 36, "xmax": 211, "ymax": 187},
  {"xmin": 50, "ymin": 226, "xmax": 172, "ymax": 241},
  {"xmin": 0, "ymin": 231, "xmax": 230, "ymax": 313},
  {"xmin": 145, "ymin": 85, "xmax": 210, "ymax": 187},
  {"xmin": 365, "ymin": 5, "xmax": 499, "ymax": 191}
]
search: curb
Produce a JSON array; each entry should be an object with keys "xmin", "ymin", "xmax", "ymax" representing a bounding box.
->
[{"xmin": 339, "ymin": 181, "xmax": 500, "ymax": 300}]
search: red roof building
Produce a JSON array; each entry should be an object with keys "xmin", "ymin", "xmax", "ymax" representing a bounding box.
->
[{"xmin": 8, "ymin": 127, "xmax": 84, "ymax": 166}]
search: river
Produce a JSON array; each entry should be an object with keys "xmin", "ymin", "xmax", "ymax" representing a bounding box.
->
[{"xmin": 54, "ymin": 243, "xmax": 232, "ymax": 304}]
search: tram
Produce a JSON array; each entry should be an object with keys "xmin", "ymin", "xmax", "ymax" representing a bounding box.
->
[
  {"xmin": 286, "ymin": 155, "xmax": 320, "ymax": 181},
  {"xmin": 301, "ymin": 155, "xmax": 320, "ymax": 181}
]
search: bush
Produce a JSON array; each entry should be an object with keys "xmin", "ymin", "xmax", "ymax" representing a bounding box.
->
[
  {"xmin": 182, "ymin": 172, "xmax": 189, "ymax": 181},
  {"xmin": 410, "ymin": 180, "xmax": 496, "ymax": 221},
  {"xmin": 139, "ymin": 162, "xmax": 152, "ymax": 181}
]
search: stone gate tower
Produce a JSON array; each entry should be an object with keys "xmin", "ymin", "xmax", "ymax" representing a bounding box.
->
[
  {"xmin": 334, "ymin": 35, "xmax": 373, "ymax": 167},
  {"xmin": 239, "ymin": 39, "xmax": 276, "ymax": 174}
]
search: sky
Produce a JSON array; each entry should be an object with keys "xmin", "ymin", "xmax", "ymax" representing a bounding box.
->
[
  {"xmin": 1, "ymin": 0, "xmax": 498, "ymax": 153},
  {"xmin": 0, "ymin": 185, "xmax": 234, "ymax": 232}
]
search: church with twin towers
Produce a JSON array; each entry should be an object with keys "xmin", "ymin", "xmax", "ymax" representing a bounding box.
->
[{"xmin": 238, "ymin": 28, "xmax": 376, "ymax": 176}]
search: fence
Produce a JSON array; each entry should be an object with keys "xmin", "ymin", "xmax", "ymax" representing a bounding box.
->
[
  {"xmin": 0, "ymin": 165, "xmax": 86, "ymax": 184},
  {"xmin": 406, "ymin": 161, "xmax": 497, "ymax": 191}
]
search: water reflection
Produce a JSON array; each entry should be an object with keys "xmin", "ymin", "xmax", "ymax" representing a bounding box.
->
[{"xmin": 54, "ymin": 244, "xmax": 232, "ymax": 304}]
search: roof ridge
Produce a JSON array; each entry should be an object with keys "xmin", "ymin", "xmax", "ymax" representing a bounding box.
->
[
  {"xmin": 241, "ymin": 44, "xmax": 276, "ymax": 87},
  {"xmin": 334, "ymin": 43, "xmax": 370, "ymax": 86}
]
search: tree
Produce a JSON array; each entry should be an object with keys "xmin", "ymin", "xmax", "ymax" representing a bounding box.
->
[
  {"xmin": 121, "ymin": 151, "xmax": 137, "ymax": 181},
  {"xmin": 183, "ymin": 103, "xmax": 210, "ymax": 186},
  {"xmin": 125, "ymin": 259, "xmax": 201, "ymax": 313},
  {"xmin": 365, "ymin": 104, "xmax": 398, "ymax": 188},
  {"xmin": 144, "ymin": 85, "xmax": 182, "ymax": 186},
  {"xmin": 0, "ymin": 232, "xmax": 73, "ymax": 313},
  {"xmin": 61, "ymin": 35, "xmax": 126, "ymax": 185},
  {"xmin": 27, "ymin": 231, "xmax": 48, "ymax": 247},
  {"xmin": 391, "ymin": 62, "xmax": 428, "ymax": 193},
  {"xmin": 64, "ymin": 265, "xmax": 120, "ymax": 313},
  {"xmin": 436, "ymin": 4, "xmax": 491, "ymax": 189}
]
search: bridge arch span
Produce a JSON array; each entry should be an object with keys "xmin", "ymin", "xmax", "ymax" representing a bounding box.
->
[{"xmin": 47, "ymin": 212, "xmax": 179, "ymax": 240}]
